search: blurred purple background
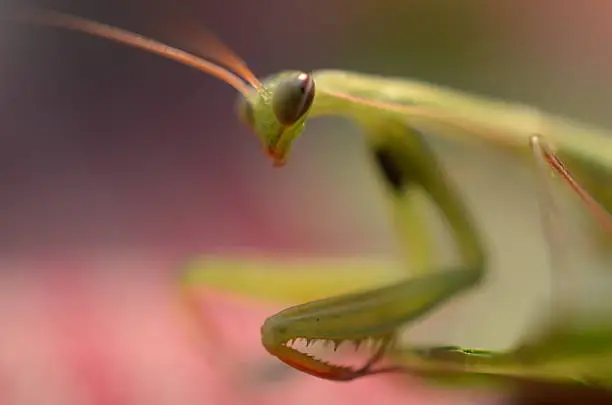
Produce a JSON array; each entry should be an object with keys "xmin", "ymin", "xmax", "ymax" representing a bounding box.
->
[{"xmin": 1, "ymin": 1, "xmax": 612, "ymax": 404}]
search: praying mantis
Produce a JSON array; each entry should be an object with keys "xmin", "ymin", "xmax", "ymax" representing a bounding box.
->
[{"xmin": 9, "ymin": 7, "xmax": 612, "ymax": 390}]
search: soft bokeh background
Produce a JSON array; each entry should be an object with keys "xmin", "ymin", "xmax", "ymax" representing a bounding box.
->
[{"xmin": 1, "ymin": 0, "xmax": 612, "ymax": 404}]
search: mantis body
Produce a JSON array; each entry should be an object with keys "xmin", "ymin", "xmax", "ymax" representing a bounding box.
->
[{"xmin": 10, "ymin": 8, "xmax": 612, "ymax": 388}]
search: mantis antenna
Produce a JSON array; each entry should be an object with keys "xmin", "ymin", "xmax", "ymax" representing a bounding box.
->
[
  {"xmin": 9, "ymin": 8, "xmax": 260, "ymax": 97},
  {"xmin": 9, "ymin": 7, "xmax": 612, "ymax": 382}
]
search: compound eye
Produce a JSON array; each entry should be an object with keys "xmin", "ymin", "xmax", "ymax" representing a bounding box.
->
[{"xmin": 271, "ymin": 72, "xmax": 315, "ymax": 126}]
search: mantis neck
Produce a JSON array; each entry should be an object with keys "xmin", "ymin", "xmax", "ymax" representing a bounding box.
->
[
  {"xmin": 308, "ymin": 70, "xmax": 487, "ymax": 272},
  {"xmin": 310, "ymin": 69, "xmax": 612, "ymax": 172},
  {"xmin": 309, "ymin": 70, "xmax": 612, "ymax": 217}
]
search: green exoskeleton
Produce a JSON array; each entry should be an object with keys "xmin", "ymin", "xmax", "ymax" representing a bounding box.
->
[{"xmin": 10, "ymin": 8, "xmax": 612, "ymax": 388}]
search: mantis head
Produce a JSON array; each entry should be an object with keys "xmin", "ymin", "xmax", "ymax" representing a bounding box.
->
[
  {"xmin": 14, "ymin": 9, "xmax": 316, "ymax": 167},
  {"xmin": 237, "ymin": 71, "xmax": 315, "ymax": 166}
]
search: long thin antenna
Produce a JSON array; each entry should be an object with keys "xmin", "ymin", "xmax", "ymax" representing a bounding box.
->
[
  {"xmin": 7, "ymin": 8, "xmax": 257, "ymax": 97},
  {"xmin": 160, "ymin": 14, "xmax": 262, "ymax": 90}
]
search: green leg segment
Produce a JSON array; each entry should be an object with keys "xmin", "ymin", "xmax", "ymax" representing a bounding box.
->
[{"xmin": 180, "ymin": 120, "xmax": 489, "ymax": 381}]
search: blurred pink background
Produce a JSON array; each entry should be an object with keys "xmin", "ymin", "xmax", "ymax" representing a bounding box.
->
[{"xmin": 1, "ymin": 0, "xmax": 612, "ymax": 404}]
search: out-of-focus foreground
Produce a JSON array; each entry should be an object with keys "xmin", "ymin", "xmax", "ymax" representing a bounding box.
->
[{"xmin": 1, "ymin": 1, "xmax": 612, "ymax": 404}]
